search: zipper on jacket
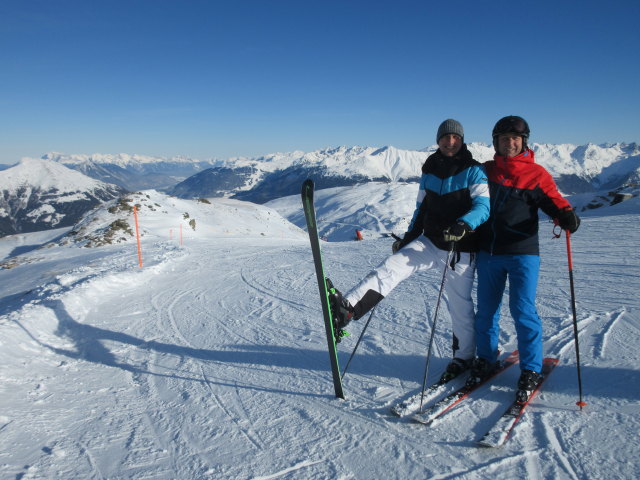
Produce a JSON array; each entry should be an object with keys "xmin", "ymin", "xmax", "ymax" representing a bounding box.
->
[{"xmin": 489, "ymin": 179, "xmax": 509, "ymax": 256}]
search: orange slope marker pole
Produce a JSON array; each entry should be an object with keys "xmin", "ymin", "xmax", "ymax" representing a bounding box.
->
[{"xmin": 133, "ymin": 205, "xmax": 143, "ymax": 268}]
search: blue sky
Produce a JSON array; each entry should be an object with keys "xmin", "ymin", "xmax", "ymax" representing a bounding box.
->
[{"xmin": 1, "ymin": 0, "xmax": 638, "ymax": 164}]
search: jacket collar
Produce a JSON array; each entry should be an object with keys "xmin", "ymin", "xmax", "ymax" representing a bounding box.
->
[
  {"xmin": 423, "ymin": 144, "xmax": 472, "ymax": 173},
  {"xmin": 433, "ymin": 143, "xmax": 472, "ymax": 161}
]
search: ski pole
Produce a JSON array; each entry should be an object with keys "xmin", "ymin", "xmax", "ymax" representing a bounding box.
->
[
  {"xmin": 419, "ymin": 242, "xmax": 455, "ymax": 411},
  {"xmin": 565, "ymin": 229, "xmax": 587, "ymax": 410},
  {"xmin": 340, "ymin": 308, "xmax": 376, "ymax": 380}
]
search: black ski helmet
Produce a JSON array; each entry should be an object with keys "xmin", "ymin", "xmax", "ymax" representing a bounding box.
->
[{"xmin": 492, "ymin": 115, "xmax": 530, "ymax": 152}]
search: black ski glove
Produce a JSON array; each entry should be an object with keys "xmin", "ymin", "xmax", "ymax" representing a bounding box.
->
[
  {"xmin": 443, "ymin": 221, "xmax": 470, "ymax": 243},
  {"xmin": 393, "ymin": 237, "xmax": 412, "ymax": 253},
  {"xmin": 557, "ymin": 208, "xmax": 580, "ymax": 234},
  {"xmin": 391, "ymin": 233, "xmax": 414, "ymax": 253}
]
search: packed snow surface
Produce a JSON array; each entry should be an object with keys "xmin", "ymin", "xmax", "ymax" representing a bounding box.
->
[{"xmin": 0, "ymin": 186, "xmax": 638, "ymax": 479}]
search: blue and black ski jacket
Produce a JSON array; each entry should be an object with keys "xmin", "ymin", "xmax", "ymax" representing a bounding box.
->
[{"xmin": 405, "ymin": 145, "xmax": 490, "ymax": 252}]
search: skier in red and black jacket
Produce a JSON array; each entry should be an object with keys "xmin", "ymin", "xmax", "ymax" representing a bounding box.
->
[{"xmin": 469, "ymin": 115, "xmax": 580, "ymax": 402}]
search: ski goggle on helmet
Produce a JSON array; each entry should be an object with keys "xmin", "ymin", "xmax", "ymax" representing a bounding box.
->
[{"xmin": 492, "ymin": 115, "xmax": 530, "ymax": 140}]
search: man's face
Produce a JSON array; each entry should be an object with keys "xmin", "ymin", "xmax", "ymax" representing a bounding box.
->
[
  {"xmin": 438, "ymin": 134, "xmax": 463, "ymax": 157},
  {"xmin": 497, "ymin": 134, "xmax": 523, "ymax": 157}
]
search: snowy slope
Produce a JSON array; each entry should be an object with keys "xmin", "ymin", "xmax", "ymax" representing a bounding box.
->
[
  {"xmin": 267, "ymin": 182, "xmax": 419, "ymax": 241},
  {"xmin": 0, "ymin": 187, "xmax": 639, "ymax": 479},
  {"xmin": 54, "ymin": 190, "xmax": 306, "ymax": 250}
]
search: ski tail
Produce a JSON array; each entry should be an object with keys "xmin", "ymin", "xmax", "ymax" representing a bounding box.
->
[
  {"xmin": 390, "ymin": 374, "xmax": 465, "ymax": 417},
  {"xmin": 412, "ymin": 350, "xmax": 520, "ymax": 425},
  {"xmin": 477, "ymin": 357, "xmax": 558, "ymax": 448}
]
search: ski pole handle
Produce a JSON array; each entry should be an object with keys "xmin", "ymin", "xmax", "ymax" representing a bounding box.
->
[{"xmin": 566, "ymin": 230, "xmax": 574, "ymax": 271}]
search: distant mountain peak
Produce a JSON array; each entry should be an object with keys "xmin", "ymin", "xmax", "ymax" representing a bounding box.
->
[
  {"xmin": 0, "ymin": 159, "xmax": 125, "ymax": 237},
  {"xmin": 4, "ymin": 158, "xmax": 111, "ymax": 193}
]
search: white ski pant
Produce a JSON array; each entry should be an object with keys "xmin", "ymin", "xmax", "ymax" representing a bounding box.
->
[{"xmin": 345, "ymin": 235, "xmax": 477, "ymax": 361}]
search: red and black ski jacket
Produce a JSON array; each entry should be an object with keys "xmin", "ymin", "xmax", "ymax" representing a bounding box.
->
[{"xmin": 479, "ymin": 149, "xmax": 573, "ymax": 255}]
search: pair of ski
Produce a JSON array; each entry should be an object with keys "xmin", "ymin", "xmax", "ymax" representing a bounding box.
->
[{"xmin": 392, "ymin": 351, "xmax": 558, "ymax": 447}]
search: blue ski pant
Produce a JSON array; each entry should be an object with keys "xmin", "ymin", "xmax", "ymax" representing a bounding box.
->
[{"xmin": 475, "ymin": 251, "xmax": 543, "ymax": 373}]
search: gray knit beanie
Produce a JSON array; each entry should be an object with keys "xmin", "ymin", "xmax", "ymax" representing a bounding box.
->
[{"xmin": 436, "ymin": 119, "xmax": 464, "ymax": 143}]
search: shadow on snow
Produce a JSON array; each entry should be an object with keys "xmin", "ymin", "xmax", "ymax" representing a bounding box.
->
[{"xmin": 12, "ymin": 299, "xmax": 640, "ymax": 403}]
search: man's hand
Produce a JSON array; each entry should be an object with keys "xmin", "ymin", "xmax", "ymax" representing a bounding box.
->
[
  {"xmin": 557, "ymin": 208, "xmax": 580, "ymax": 234},
  {"xmin": 443, "ymin": 221, "xmax": 470, "ymax": 243},
  {"xmin": 391, "ymin": 233, "xmax": 409, "ymax": 253}
]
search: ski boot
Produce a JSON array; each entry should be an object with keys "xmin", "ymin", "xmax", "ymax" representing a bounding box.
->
[
  {"xmin": 465, "ymin": 357, "xmax": 496, "ymax": 388},
  {"xmin": 439, "ymin": 358, "xmax": 471, "ymax": 383},
  {"xmin": 325, "ymin": 278, "xmax": 354, "ymax": 342},
  {"xmin": 516, "ymin": 369, "xmax": 542, "ymax": 403}
]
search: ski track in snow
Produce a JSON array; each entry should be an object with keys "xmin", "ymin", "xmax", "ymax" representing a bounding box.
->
[
  {"xmin": 593, "ymin": 308, "xmax": 625, "ymax": 359},
  {"xmin": 250, "ymin": 459, "xmax": 325, "ymax": 480},
  {"xmin": 540, "ymin": 422, "xmax": 581, "ymax": 480}
]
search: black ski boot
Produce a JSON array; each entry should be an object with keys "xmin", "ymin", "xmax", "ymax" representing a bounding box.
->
[
  {"xmin": 516, "ymin": 369, "xmax": 542, "ymax": 403},
  {"xmin": 439, "ymin": 358, "xmax": 471, "ymax": 383},
  {"xmin": 325, "ymin": 278, "xmax": 354, "ymax": 334},
  {"xmin": 465, "ymin": 357, "xmax": 496, "ymax": 387}
]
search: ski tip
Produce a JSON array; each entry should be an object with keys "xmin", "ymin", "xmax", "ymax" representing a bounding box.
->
[
  {"xmin": 411, "ymin": 413, "xmax": 435, "ymax": 426},
  {"xmin": 301, "ymin": 179, "xmax": 314, "ymax": 195}
]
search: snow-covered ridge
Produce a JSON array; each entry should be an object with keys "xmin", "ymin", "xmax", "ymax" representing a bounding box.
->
[
  {"xmin": 41, "ymin": 152, "xmax": 222, "ymax": 169},
  {"xmin": 0, "ymin": 159, "xmax": 125, "ymax": 236},
  {"xmin": 38, "ymin": 142, "xmax": 638, "ymax": 169},
  {"xmin": 1, "ymin": 158, "xmax": 112, "ymax": 193},
  {"xmin": 58, "ymin": 189, "xmax": 307, "ymax": 249},
  {"xmin": 37, "ymin": 142, "xmax": 640, "ymax": 191},
  {"xmin": 533, "ymin": 143, "xmax": 640, "ymax": 180}
]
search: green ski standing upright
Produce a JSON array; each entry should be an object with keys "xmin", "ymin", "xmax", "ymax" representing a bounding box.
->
[{"xmin": 301, "ymin": 179, "xmax": 345, "ymax": 399}]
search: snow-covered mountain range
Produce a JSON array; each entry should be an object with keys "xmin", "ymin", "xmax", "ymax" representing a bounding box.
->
[
  {"xmin": 0, "ymin": 159, "xmax": 125, "ymax": 237},
  {"xmin": 1, "ymin": 142, "xmax": 639, "ymax": 238},
  {"xmin": 40, "ymin": 152, "xmax": 224, "ymax": 192},
  {"xmin": 39, "ymin": 143, "xmax": 640, "ymax": 203}
]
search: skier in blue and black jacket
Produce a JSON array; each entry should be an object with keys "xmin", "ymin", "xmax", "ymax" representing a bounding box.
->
[{"xmin": 328, "ymin": 119, "xmax": 490, "ymax": 381}]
